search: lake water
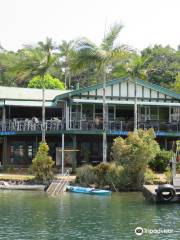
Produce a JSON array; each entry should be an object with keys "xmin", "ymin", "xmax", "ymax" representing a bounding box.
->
[{"xmin": 0, "ymin": 191, "xmax": 179, "ymax": 240}]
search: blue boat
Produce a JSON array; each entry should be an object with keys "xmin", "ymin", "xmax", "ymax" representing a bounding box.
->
[{"xmin": 66, "ymin": 186, "xmax": 112, "ymax": 196}]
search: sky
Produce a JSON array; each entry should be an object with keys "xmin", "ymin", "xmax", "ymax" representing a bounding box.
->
[{"xmin": 0, "ymin": 0, "xmax": 180, "ymax": 51}]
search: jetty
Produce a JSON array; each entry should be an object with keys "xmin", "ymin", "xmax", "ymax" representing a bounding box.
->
[
  {"xmin": 142, "ymin": 185, "xmax": 180, "ymax": 203},
  {"xmin": 0, "ymin": 181, "xmax": 45, "ymax": 191},
  {"xmin": 143, "ymin": 141, "xmax": 180, "ymax": 203}
]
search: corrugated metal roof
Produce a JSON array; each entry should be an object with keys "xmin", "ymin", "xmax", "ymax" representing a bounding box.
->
[{"xmin": 0, "ymin": 86, "xmax": 70, "ymax": 101}]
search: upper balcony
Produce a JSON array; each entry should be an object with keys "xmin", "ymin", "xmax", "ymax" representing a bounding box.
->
[
  {"xmin": 0, "ymin": 118, "xmax": 64, "ymax": 132},
  {"xmin": 70, "ymin": 119, "xmax": 180, "ymax": 133},
  {"xmin": 0, "ymin": 118, "xmax": 179, "ymax": 135}
]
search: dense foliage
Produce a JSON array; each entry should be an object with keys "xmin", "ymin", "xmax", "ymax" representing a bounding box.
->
[
  {"xmin": 31, "ymin": 142, "xmax": 54, "ymax": 182},
  {"xmin": 0, "ymin": 24, "xmax": 180, "ymax": 92},
  {"xmin": 76, "ymin": 162, "xmax": 161, "ymax": 191},
  {"xmin": 76, "ymin": 163, "xmax": 127, "ymax": 191},
  {"xmin": 111, "ymin": 129, "xmax": 160, "ymax": 188},
  {"xmin": 28, "ymin": 74, "xmax": 64, "ymax": 89},
  {"xmin": 76, "ymin": 129, "xmax": 161, "ymax": 190},
  {"xmin": 148, "ymin": 150, "xmax": 174, "ymax": 172},
  {"xmin": 143, "ymin": 168, "xmax": 160, "ymax": 185}
]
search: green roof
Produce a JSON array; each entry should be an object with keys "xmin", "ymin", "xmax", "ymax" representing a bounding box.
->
[
  {"xmin": 54, "ymin": 77, "xmax": 180, "ymax": 102},
  {"xmin": 0, "ymin": 86, "xmax": 71, "ymax": 106}
]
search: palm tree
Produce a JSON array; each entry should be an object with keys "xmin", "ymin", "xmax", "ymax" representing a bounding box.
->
[
  {"xmin": 74, "ymin": 23, "xmax": 129, "ymax": 162},
  {"xmin": 14, "ymin": 37, "xmax": 58, "ymax": 142},
  {"xmin": 59, "ymin": 40, "xmax": 75, "ymax": 89},
  {"xmin": 124, "ymin": 54, "xmax": 148, "ymax": 130}
]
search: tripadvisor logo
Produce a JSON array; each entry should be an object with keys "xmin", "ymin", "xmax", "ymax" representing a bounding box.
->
[
  {"xmin": 135, "ymin": 227, "xmax": 143, "ymax": 236},
  {"xmin": 135, "ymin": 227, "xmax": 173, "ymax": 236}
]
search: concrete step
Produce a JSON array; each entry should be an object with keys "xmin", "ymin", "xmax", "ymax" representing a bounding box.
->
[{"xmin": 173, "ymin": 177, "xmax": 180, "ymax": 187}]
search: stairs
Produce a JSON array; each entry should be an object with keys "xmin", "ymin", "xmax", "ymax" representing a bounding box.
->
[{"xmin": 46, "ymin": 170, "xmax": 69, "ymax": 196}]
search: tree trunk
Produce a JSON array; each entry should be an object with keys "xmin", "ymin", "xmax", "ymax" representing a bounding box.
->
[
  {"xmin": 64, "ymin": 67, "xmax": 67, "ymax": 90},
  {"xmin": 103, "ymin": 69, "xmax": 107, "ymax": 163},
  {"xmin": 134, "ymin": 78, "xmax": 138, "ymax": 131},
  {"xmin": 42, "ymin": 85, "xmax": 46, "ymax": 142}
]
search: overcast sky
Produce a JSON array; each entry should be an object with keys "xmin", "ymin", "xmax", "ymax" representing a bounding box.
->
[{"xmin": 0, "ymin": 0, "xmax": 180, "ymax": 51}]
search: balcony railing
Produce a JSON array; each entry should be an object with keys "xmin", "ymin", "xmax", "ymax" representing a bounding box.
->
[
  {"xmin": 0, "ymin": 119, "xmax": 64, "ymax": 132},
  {"xmin": 70, "ymin": 119, "xmax": 180, "ymax": 132},
  {"xmin": 0, "ymin": 119, "xmax": 179, "ymax": 132}
]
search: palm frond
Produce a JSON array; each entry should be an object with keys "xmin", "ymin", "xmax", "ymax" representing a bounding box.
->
[{"xmin": 101, "ymin": 22, "xmax": 124, "ymax": 51}]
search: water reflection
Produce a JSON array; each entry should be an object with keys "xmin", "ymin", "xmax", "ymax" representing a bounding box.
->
[{"xmin": 0, "ymin": 191, "xmax": 179, "ymax": 239}]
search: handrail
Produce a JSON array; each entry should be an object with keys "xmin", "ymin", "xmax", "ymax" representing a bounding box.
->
[{"xmin": 51, "ymin": 169, "xmax": 70, "ymax": 196}]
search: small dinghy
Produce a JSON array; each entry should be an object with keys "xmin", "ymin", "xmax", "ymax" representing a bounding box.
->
[{"xmin": 66, "ymin": 186, "xmax": 111, "ymax": 196}]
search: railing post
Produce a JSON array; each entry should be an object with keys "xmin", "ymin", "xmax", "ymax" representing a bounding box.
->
[
  {"xmin": 61, "ymin": 133, "xmax": 65, "ymax": 174},
  {"xmin": 65, "ymin": 101, "xmax": 70, "ymax": 130},
  {"xmin": 2, "ymin": 106, "xmax": 6, "ymax": 131}
]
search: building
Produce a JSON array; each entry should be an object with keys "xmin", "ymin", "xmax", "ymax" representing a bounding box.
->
[{"xmin": 0, "ymin": 77, "xmax": 180, "ymax": 168}]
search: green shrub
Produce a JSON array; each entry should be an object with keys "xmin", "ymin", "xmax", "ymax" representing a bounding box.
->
[
  {"xmin": 111, "ymin": 129, "xmax": 160, "ymax": 188},
  {"xmin": 76, "ymin": 162, "xmax": 141, "ymax": 191},
  {"xmin": 165, "ymin": 167, "xmax": 172, "ymax": 184},
  {"xmin": 94, "ymin": 163, "xmax": 110, "ymax": 187},
  {"xmin": 148, "ymin": 150, "xmax": 173, "ymax": 172},
  {"xmin": 144, "ymin": 168, "xmax": 160, "ymax": 185},
  {"xmin": 106, "ymin": 162, "xmax": 127, "ymax": 191},
  {"xmin": 3, "ymin": 166, "xmax": 15, "ymax": 173},
  {"xmin": 76, "ymin": 165, "xmax": 96, "ymax": 186},
  {"xmin": 31, "ymin": 142, "xmax": 54, "ymax": 182},
  {"xmin": 176, "ymin": 162, "xmax": 180, "ymax": 174},
  {"xmin": 27, "ymin": 165, "xmax": 33, "ymax": 174}
]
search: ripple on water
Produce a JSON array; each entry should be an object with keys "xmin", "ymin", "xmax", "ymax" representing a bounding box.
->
[{"xmin": 0, "ymin": 191, "xmax": 179, "ymax": 240}]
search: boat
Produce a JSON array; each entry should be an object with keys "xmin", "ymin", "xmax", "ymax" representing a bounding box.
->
[
  {"xmin": 66, "ymin": 185, "xmax": 112, "ymax": 196},
  {"xmin": 0, "ymin": 181, "xmax": 45, "ymax": 191}
]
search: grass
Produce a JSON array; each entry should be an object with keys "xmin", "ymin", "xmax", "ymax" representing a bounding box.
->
[
  {"xmin": 0, "ymin": 173, "xmax": 35, "ymax": 181},
  {"xmin": 0, "ymin": 173, "xmax": 76, "ymax": 182}
]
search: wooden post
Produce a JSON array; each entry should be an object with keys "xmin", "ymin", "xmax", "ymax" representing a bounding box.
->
[
  {"xmin": 103, "ymin": 70, "xmax": 107, "ymax": 163},
  {"xmin": 61, "ymin": 133, "xmax": 64, "ymax": 174},
  {"xmin": 2, "ymin": 136, "xmax": 7, "ymax": 165},
  {"xmin": 72, "ymin": 135, "xmax": 77, "ymax": 173},
  {"xmin": 93, "ymin": 104, "xmax": 95, "ymax": 122},
  {"xmin": 134, "ymin": 78, "xmax": 138, "ymax": 131},
  {"xmin": 35, "ymin": 135, "xmax": 38, "ymax": 155},
  {"xmin": 65, "ymin": 101, "xmax": 70, "ymax": 130},
  {"xmin": 42, "ymin": 86, "xmax": 46, "ymax": 142},
  {"xmin": 2, "ymin": 106, "xmax": 6, "ymax": 131},
  {"xmin": 169, "ymin": 106, "xmax": 171, "ymax": 123},
  {"xmin": 165, "ymin": 138, "xmax": 168, "ymax": 150}
]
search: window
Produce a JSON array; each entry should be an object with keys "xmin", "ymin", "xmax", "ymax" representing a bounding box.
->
[
  {"xmin": 9, "ymin": 142, "xmax": 35, "ymax": 165},
  {"xmin": 108, "ymin": 106, "xmax": 115, "ymax": 121},
  {"xmin": 71, "ymin": 104, "xmax": 81, "ymax": 120}
]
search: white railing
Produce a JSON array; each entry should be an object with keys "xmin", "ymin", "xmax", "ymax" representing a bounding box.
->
[
  {"xmin": 51, "ymin": 169, "xmax": 70, "ymax": 196},
  {"xmin": 0, "ymin": 119, "xmax": 64, "ymax": 132},
  {"xmin": 0, "ymin": 119, "xmax": 179, "ymax": 132},
  {"xmin": 70, "ymin": 119, "xmax": 180, "ymax": 132}
]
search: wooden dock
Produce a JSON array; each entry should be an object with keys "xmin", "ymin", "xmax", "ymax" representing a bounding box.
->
[{"xmin": 142, "ymin": 185, "xmax": 180, "ymax": 203}]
